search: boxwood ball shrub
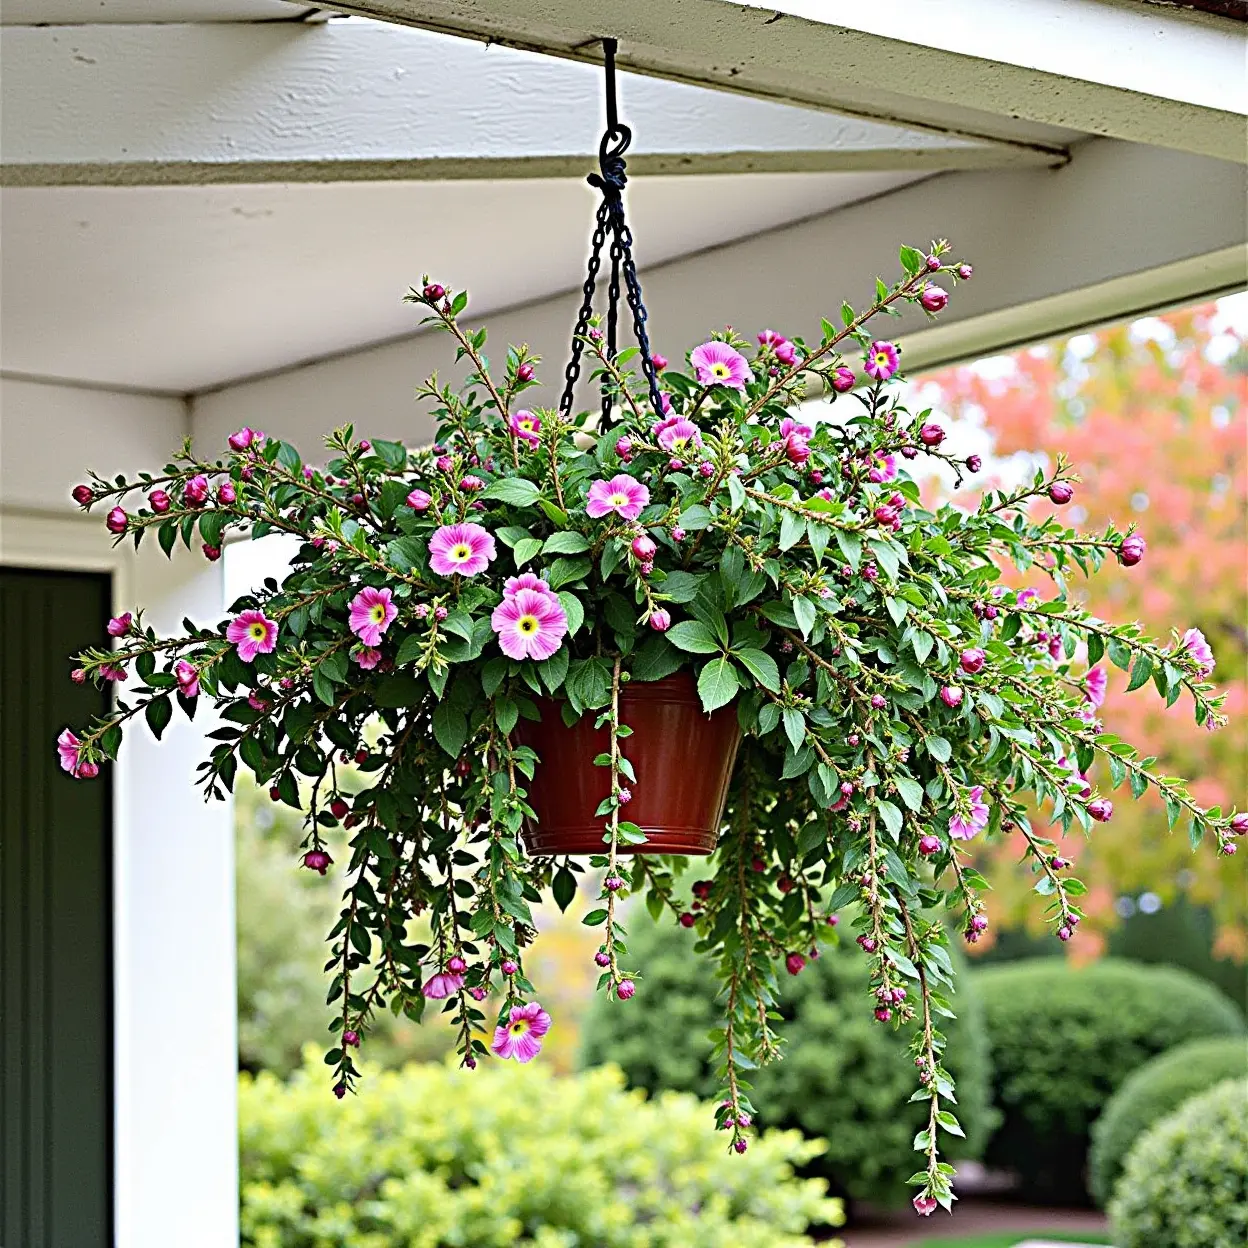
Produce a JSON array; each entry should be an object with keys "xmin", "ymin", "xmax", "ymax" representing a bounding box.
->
[
  {"xmin": 239, "ymin": 1055, "xmax": 843, "ymax": 1247},
  {"xmin": 580, "ymin": 908, "xmax": 995, "ymax": 1209},
  {"xmin": 1108, "ymin": 1077, "xmax": 1248, "ymax": 1248},
  {"xmin": 58, "ymin": 242, "xmax": 1243, "ymax": 1215},
  {"xmin": 1089, "ymin": 1034, "xmax": 1248, "ymax": 1207},
  {"xmin": 975, "ymin": 958, "xmax": 1244, "ymax": 1202}
]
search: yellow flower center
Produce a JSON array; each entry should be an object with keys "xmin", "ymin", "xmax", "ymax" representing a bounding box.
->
[
  {"xmin": 711, "ymin": 363, "xmax": 730, "ymax": 379},
  {"xmin": 520, "ymin": 418, "xmax": 535, "ymax": 432},
  {"xmin": 609, "ymin": 492, "xmax": 629, "ymax": 507},
  {"xmin": 248, "ymin": 622, "xmax": 267, "ymax": 641},
  {"xmin": 517, "ymin": 615, "xmax": 539, "ymax": 635},
  {"xmin": 452, "ymin": 544, "xmax": 472, "ymax": 561},
  {"xmin": 369, "ymin": 603, "xmax": 386, "ymax": 624},
  {"xmin": 874, "ymin": 352, "xmax": 889, "ymax": 366},
  {"xmin": 510, "ymin": 1019, "xmax": 531, "ymax": 1036}
]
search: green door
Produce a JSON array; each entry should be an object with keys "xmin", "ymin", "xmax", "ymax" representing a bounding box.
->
[{"xmin": 1, "ymin": 568, "xmax": 113, "ymax": 1247}]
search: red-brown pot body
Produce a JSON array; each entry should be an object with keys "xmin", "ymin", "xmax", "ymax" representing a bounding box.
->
[{"xmin": 517, "ymin": 672, "xmax": 741, "ymax": 856}]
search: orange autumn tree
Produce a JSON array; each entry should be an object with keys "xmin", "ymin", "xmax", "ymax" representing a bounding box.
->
[{"xmin": 924, "ymin": 303, "xmax": 1247, "ymax": 959}]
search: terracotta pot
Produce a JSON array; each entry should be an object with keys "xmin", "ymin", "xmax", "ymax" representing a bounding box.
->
[{"xmin": 517, "ymin": 672, "xmax": 741, "ymax": 856}]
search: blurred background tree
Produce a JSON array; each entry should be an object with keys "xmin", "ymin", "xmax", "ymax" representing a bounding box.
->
[{"xmin": 921, "ymin": 301, "xmax": 1247, "ymax": 972}]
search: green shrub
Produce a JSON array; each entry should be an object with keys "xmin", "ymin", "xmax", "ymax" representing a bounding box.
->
[
  {"xmin": 239, "ymin": 1054, "xmax": 843, "ymax": 1247},
  {"xmin": 974, "ymin": 958, "xmax": 1244, "ymax": 1203},
  {"xmin": 578, "ymin": 909, "xmax": 994, "ymax": 1210},
  {"xmin": 1089, "ymin": 1035, "xmax": 1248, "ymax": 1207},
  {"xmin": 1108, "ymin": 1077, "xmax": 1248, "ymax": 1248}
]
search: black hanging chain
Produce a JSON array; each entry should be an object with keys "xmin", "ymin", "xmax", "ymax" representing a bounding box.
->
[{"xmin": 558, "ymin": 38, "xmax": 666, "ymax": 429}]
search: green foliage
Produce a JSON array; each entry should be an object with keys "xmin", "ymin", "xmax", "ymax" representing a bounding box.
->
[
  {"xmin": 975, "ymin": 958, "xmax": 1244, "ymax": 1202},
  {"xmin": 239, "ymin": 1055, "xmax": 843, "ymax": 1247},
  {"xmin": 1089, "ymin": 1034, "xmax": 1248, "ymax": 1207},
  {"xmin": 579, "ymin": 908, "xmax": 994, "ymax": 1209},
  {"xmin": 1108, "ymin": 1077, "xmax": 1248, "ymax": 1248}
]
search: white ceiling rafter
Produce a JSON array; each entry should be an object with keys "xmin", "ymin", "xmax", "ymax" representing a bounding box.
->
[
  {"xmin": 0, "ymin": 20, "xmax": 1059, "ymax": 189},
  {"xmin": 309, "ymin": 0, "xmax": 1248, "ymax": 163}
]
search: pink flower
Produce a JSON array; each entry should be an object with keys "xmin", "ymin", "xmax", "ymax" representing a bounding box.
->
[
  {"xmin": 174, "ymin": 660, "xmax": 200, "ymax": 698},
  {"xmin": 780, "ymin": 417, "xmax": 813, "ymax": 440},
  {"xmin": 586, "ymin": 475, "xmax": 650, "ymax": 521},
  {"xmin": 509, "ymin": 410, "xmax": 542, "ymax": 446},
  {"xmin": 648, "ymin": 608, "xmax": 671, "ymax": 632},
  {"xmin": 1118, "ymin": 533, "xmax": 1146, "ymax": 567},
  {"xmin": 690, "ymin": 341, "xmax": 753, "ymax": 391},
  {"xmin": 348, "ymin": 587, "xmax": 398, "ymax": 647},
  {"xmin": 100, "ymin": 663, "xmax": 127, "ymax": 682},
  {"xmin": 72, "ymin": 484, "xmax": 95, "ymax": 506},
  {"xmin": 1088, "ymin": 798, "xmax": 1114, "ymax": 823},
  {"xmin": 248, "ymin": 692, "xmax": 269, "ymax": 711},
  {"xmin": 758, "ymin": 329, "xmax": 797, "ymax": 366},
  {"xmin": 106, "ymin": 507, "xmax": 128, "ymax": 534},
  {"xmin": 1084, "ymin": 665, "xmax": 1107, "ymax": 707},
  {"xmin": 423, "ymin": 971, "xmax": 465, "ymax": 999},
  {"xmin": 106, "ymin": 613, "xmax": 133, "ymax": 637},
  {"xmin": 149, "ymin": 490, "xmax": 171, "ymax": 513},
  {"xmin": 228, "ymin": 427, "xmax": 256, "ymax": 451},
  {"xmin": 184, "ymin": 475, "xmax": 209, "ymax": 505},
  {"xmin": 1181, "ymin": 627, "xmax": 1215, "ymax": 677},
  {"xmin": 785, "ymin": 435, "xmax": 811, "ymax": 465},
  {"xmin": 831, "ymin": 366, "xmax": 856, "ymax": 393},
  {"xmin": 406, "ymin": 488, "xmax": 432, "ymax": 511},
  {"xmin": 913, "ymin": 1195, "xmax": 938, "ymax": 1216},
  {"xmin": 960, "ymin": 648, "xmax": 986, "ymax": 675},
  {"xmin": 491, "ymin": 1001, "xmax": 552, "ymax": 1063},
  {"xmin": 939, "ymin": 685, "xmax": 963, "ymax": 708},
  {"xmin": 428, "ymin": 522, "xmax": 496, "ymax": 577},
  {"xmin": 352, "ymin": 646, "xmax": 382, "ymax": 670},
  {"xmin": 56, "ymin": 728, "xmax": 88, "ymax": 776},
  {"xmin": 868, "ymin": 453, "xmax": 897, "ymax": 483},
  {"xmin": 655, "ymin": 418, "xmax": 702, "ymax": 455},
  {"xmin": 919, "ymin": 285, "xmax": 949, "ymax": 313},
  {"xmin": 491, "ymin": 589, "xmax": 568, "ymax": 661},
  {"xmin": 652, "ymin": 353, "xmax": 669, "ymax": 371},
  {"xmin": 503, "ymin": 572, "xmax": 555, "ymax": 599},
  {"xmin": 226, "ymin": 609, "xmax": 278, "ymax": 662},
  {"xmin": 864, "ymin": 340, "xmax": 899, "ymax": 381},
  {"xmin": 949, "ymin": 786, "xmax": 989, "ymax": 840}
]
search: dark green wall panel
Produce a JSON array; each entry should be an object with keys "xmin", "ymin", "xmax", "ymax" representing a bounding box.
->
[{"xmin": 1, "ymin": 568, "xmax": 113, "ymax": 1248}]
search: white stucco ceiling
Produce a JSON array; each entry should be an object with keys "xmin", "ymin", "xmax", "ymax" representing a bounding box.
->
[
  {"xmin": 0, "ymin": 0, "xmax": 305, "ymax": 21},
  {"xmin": 0, "ymin": 170, "xmax": 922, "ymax": 394}
]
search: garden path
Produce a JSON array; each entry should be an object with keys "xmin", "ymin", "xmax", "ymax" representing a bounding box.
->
[{"xmin": 834, "ymin": 1199, "xmax": 1109, "ymax": 1247}]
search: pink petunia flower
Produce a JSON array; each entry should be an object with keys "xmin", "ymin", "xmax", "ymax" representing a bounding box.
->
[
  {"xmin": 758, "ymin": 329, "xmax": 797, "ymax": 366},
  {"xmin": 228, "ymin": 427, "xmax": 257, "ymax": 451},
  {"xmin": 586, "ymin": 475, "xmax": 650, "ymax": 521},
  {"xmin": 174, "ymin": 660, "xmax": 200, "ymax": 699},
  {"xmin": 57, "ymin": 728, "xmax": 86, "ymax": 776},
  {"xmin": 491, "ymin": 1001, "xmax": 552, "ymax": 1063},
  {"xmin": 508, "ymin": 410, "xmax": 542, "ymax": 447},
  {"xmin": 352, "ymin": 646, "xmax": 382, "ymax": 670},
  {"xmin": 868, "ymin": 453, "xmax": 897, "ymax": 483},
  {"xmin": 423, "ymin": 971, "xmax": 465, "ymax": 1000},
  {"xmin": 226, "ymin": 609, "xmax": 278, "ymax": 663},
  {"xmin": 503, "ymin": 573, "xmax": 556, "ymax": 599},
  {"xmin": 348, "ymin": 587, "xmax": 398, "ymax": 648},
  {"xmin": 1083, "ymin": 666, "xmax": 1107, "ymax": 709},
  {"xmin": 100, "ymin": 663, "xmax": 128, "ymax": 682},
  {"xmin": 658, "ymin": 391, "xmax": 674, "ymax": 417},
  {"xmin": 106, "ymin": 613, "xmax": 133, "ymax": 637},
  {"xmin": 183, "ymin": 475, "xmax": 209, "ymax": 505},
  {"xmin": 690, "ymin": 341, "xmax": 753, "ymax": 391},
  {"xmin": 491, "ymin": 589, "xmax": 569, "ymax": 661},
  {"xmin": 864, "ymin": 340, "xmax": 900, "ymax": 381},
  {"xmin": 428, "ymin": 523, "xmax": 497, "ymax": 577},
  {"xmin": 656, "ymin": 418, "xmax": 703, "ymax": 455},
  {"xmin": 948, "ymin": 786, "xmax": 990, "ymax": 840},
  {"xmin": 1181, "ymin": 627, "xmax": 1215, "ymax": 678},
  {"xmin": 779, "ymin": 417, "xmax": 813, "ymax": 441}
]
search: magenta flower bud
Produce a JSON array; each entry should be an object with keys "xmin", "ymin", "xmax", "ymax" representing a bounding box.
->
[
  {"xmin": 918, "ymin": 835, "xmax": 941, "ymax": 856},
  {"xmin": 966, "ymin": 455, "xmax": 982, "ymax": 473},
  {"xmin": 106, "ymin": 507, "xmax": 128, "ymax": 534},
  {"xmin": 831, "ymin": 366, "xmax": 856, "ymax": 393},
  {"xmin": 354, "ymin": 440, "xmax": 371, "ymax": 453},
  {"xmin": 594, "ymin": 951, "xmax": 610, "ymax": 967},
  {"xmin": 499, "ymin": 958, "xmax": 518, "ymax": 976},
  {"xmin": 423, "ymin": 282, "xmax": 445, "ymax": 300},
  {"xmin": 618, "ymin": 788, "xmax": 632, "ymax": 804},
  {"xmin": 329, "ymin": 797, "xmax": 349, "ymax": 820},
  {"xmin": 615, "ymin": 437, "xmax": 632, "ymax": 458},
  {"xmin": 914, "ymin": 1194, "xmax": 938, "ymax": 1216},
  {"xmin": 698, "ymin": 461, "xmax": 716, "ymax": 478},
  {"xmin": 919, "ymin": 423, "xmax": 946, "ymax": 447},
  {"xmin": 604, "ymin": 876, "xmax": 625, "ymax": 892},
  {"xmin": 202, "ymin": 544, "xmax": 221, "ymax": 562},
  {"xmin": 71, "ymin": 668, "xmax": 87, "ymax": 684},
  {"xmin": 435, "ymin": 455, "xmax": 454, "ymax": 474},
  {"xmin": 870, "ymin": 694, "xmax": 886, "ymax": 710},
  {"xmin": 184, "ymin": 475, "xmax": 209, "ymax": 505},
  {"xmin": 939, "ymin": 685, "xmax": 964, "ymax": 708},
  {"xmin": 958, "ymin": 264, "xmax": 973, "ymax": 280},
  {"xmin": 617, "ymin": 979, "xmax": 636, "ymax": 1000},
  {"xmin": 1118, "ymin": 533, "xmax": 1146, "ymax": 567},
  {"xmin": 874, "ymin": 505, "xmax": 898, "ymax": 527},
  {"xmin": 648, "ymin": 609, "xmax": 672, "ymax": 632},
  {"xmin": 919, "ymin": 285, "xmax": 949, "ymax": 313},
  {"xmin": 1046, "ymin": 481, "xmax": 1074, "ymax": 504},
  {"xmin": 445, "ymin": 954, "xmax": 467, "ymax": 974},
  {"xmin": 631, "ymin": 534, "xmax": 657, "ymax": 561},
  {"xmin": 146, "ymin": 488, "xmax": 170, "ymax": 514},
  {"xmin": 516, "ymin": 362, "xmax": 535, "ymax": 382},
  {"xmin": 1230, "ymin": 813, "xmax": 1248, "ymax": 836},
  {"xmin": 342, "ymin": 1030, "xmax": 360, "ymax": 1048},
  {"xmin": 303, "ymin": 850, "xmax": 331, "ymax": 875},
  {"xmin": 678, "ymin": 911, "xmax": 696, "ymax": 929},
  {"xmin": 106, "ymin": 613, "xmax": 133, "ymax": 637},
  {"xmin": 406, "ymin": 488, "xmax": 432, "ymax": 511},
  {"xmin": 733, "ymin": 1137, "xmax": 748, "ymax": 1154},
  {"xmin": 459, "ymin": 475, "xmax": 483, "ymax": 492},
  {"xmin": 785, "ymin": 952, "xmax": 807, "ymax": 976},
  {"xmin": 218, "ymin": 481, "xmax": 237, "ymax": 504},
  {"xmin": 588, "ymin": 327, "xmax": 603, "ymax": 342},
  {"xmin": 959, "ymin": 648, "xmax": 986, "ymax": 674},
  {"xmin": 333, "ymin": 1083, "xmax": 347, "ymax": 1100},
  {"xmin": 1088, "ymin": 798, "xmax": 1113, "ymax": 822},
  {"xmin": 668, "ymin": 458, "xmax": 684, "ymax": 471},
  {"xmin": 671, "ymin": 527, "xmax": 686, "ymax": 543},
  {"xmin": 827, "ymin": 913, "xmax": 840, "ymax": 927},
  {"xmin": 77, "ymin": 761, "xmax": 100, "ymax": 780},
  {"xmin": 874, "ymin": 1007, "xmax": 892, "ymax": 1022},
  {"xmin": 650, "ymin": 353, "xmax": 668, "ymax": 371},
  {"xmin": 925, "ymin": 254, "xmax": 942, "ymax": 272},
  {"xmin": 971, "ymin": 913, "xmax": 989, "ymax": 932},
  {"xmin": 857, "ymin": 934, "xmax": 877, "ymax": 953},
  {"xmin": 434, "ymin": 606, "xmax": 448, "ymax": 621},
  {"xmin": 785, "ymin": 435, "xmax": 811, "ymax": 465},
  {"xmin": 901, "ymin": 446, "xmax": 918, "ymax": 460},
  {"xmin": 228, "ymin": 427, "xmax": 255, "ymax": 451},
  {"xmin": 1057, "ymin": 925, "xmax": 1073, "ymax": 942},
  {"xmin": 72, "ymin": 484, "xmax": 95, "ymax": 506}
]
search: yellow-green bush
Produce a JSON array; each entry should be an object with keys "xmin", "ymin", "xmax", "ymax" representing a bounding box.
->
[{"xmin": 239, "ymin": 1053, "xmax": 843, "ymax": 1247}]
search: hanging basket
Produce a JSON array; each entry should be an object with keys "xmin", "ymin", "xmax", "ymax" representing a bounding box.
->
[{"xmin": 517, "ymin": 673, "xmax": 740, "ymax": 856}]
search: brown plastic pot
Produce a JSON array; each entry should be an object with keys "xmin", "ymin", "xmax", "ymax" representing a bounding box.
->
[{"xmin": 517, "ymin": 672, "xmax": 741, "ymax": 856}]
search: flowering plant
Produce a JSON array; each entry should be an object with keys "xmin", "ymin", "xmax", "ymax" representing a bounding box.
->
[{"xmin": 62, "ymin": 244, "xmax": 1241, "ymax": 1214}]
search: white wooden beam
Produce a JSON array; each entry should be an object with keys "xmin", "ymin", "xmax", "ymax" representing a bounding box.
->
[
  {"xmin": 311, "ymin": 0, "xmax": 1248, "ymax": 163},
  {"xmin": 0, "ymin": 19, "xmax": 1046, "ymax": 189},
  {"xmin": 190, "ymin": 138, "xmax": 1247, "ymax": 451}
]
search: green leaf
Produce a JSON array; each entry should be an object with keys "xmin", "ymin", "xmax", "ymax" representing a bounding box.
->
[
  {"xmin": 926, "ymin": 735, "xmax": 952, "ymax": 763},
  {"xmin": 1126, "ymin": 652, "xmax": 1153, "ymax": 692},
  {"xmin": 779, "ymin": 509, "xmax": 805, "ymax": 552},
  {"xmin": 582, "ymin": 908, "xmax": 609, "ymax": 926},
  {"xmin": 1107, "ymin": 637, "xmax": 1133, "ymax": 671},
  {"xmin": 792, "ymin": 596, "xmax": 816, "ymax": 638},
  {"xmin": 494, "ymin": 698, "xmax": 519, "ymax": 736},
  {"xmin": 558, "ymin": 591, "xmax": 585, "ymax": 637},
  {"xmin": 482, "ymin": 478, "xmax": 540, "ymax": 507},
  {"xmin": 387, "ymin": 536, "xmax": 426, "ymax": 574},
  {"xmin": 1087, "ymin": 633, "xmax": 1104, "ymax": 667},
  {"xmin": 677, "ymin": 504, "xmax": 713, "ymax": 532},
  {"xmin": 666, "ymin": 620, "xmax": 722, "ymax": 655},
  {"xmin": 868, "ymin": 538, "xmax": 900, "ymax": 582},
  {"xmin": 782, "ymin": 707, "xmax": 805, "ymax": 751},
  {"xmin": 734, "ymin": 647, "xmax": 780, "ymax": 692},
  {"xmin": 894, "ymin": 774, "xmax": 925, "ymax": 812},
  {"xmin": 836, "ymin": 529, "xmax": 862, "ymax": 572},
  {"xmin": 876, "ymin": 800, "xmax": 903, "ymax": 837},
  {"xmin": 552, "ymin": 867, "xmax": 577, "ymax": 913},
  {"xmin": 145, "ymin": 695, "xmax": 172, "ymax": 741},
  {"xmin": 512, "ymin": 537, "xmax": 543, "ymax": 568},
  {"xmin": 727, "ymin": 474, "xmax": 746, "ymax": 512},
  {"xmin": 654, "ymin": 571, "xmax": 703, "ymax": 603},
  {"xmin": 542, "ymin": 531, "xmax": 591, "ymax": 555},
  {"xmin": 631, "ymin": 636, "xmax": 684, "ymax": 683},
  {"xmin": 697, "ymin": 658, "xmax": 740, "ymax": 712},
  {"xmin": 899, "ymin": 244, "xmax": 925, "ymax": 275},
  {"xmin": 432, "ymin": 702, "xmax": 468, "ymax": 758},
  {"xmin": 807, "ymin": 521, "xmax": 830, "ymax": 565}
]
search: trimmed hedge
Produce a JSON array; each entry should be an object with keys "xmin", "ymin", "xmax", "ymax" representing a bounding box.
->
[
  {"xmin": 1089, "ymin": 1035, "xmax": 1248, "ymax": 1207},
  {"xmin": 975, "ymin": 958, "xmax": 1244, "ymax": 1203},
  {"xmin": 240, "ymin": 1055, "xmax": 842, "ymax": 1247},
  {"xmin": 1109, "ymin": 1077, "xmax": 1248, "ymax": 1248},
  {"xmin": 579, "ymin": 909, "xmax": 994, "ymax": 1210}
]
